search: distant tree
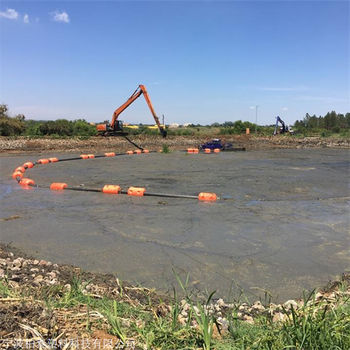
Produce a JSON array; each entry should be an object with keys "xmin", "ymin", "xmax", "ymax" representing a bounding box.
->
[
  {"xmin": 318, "ymin": 116, "xmax": 325, "ymax": 129},
  {"xmin": 39, "ymin": 119, "xmax": 73, "ymax": 136},
  {"xmin": 303, "ymin": 113, "xmax": 311, "ymax": 128},
  {"xmin": 308, "ymin": 114, "xmax": 318, "ymax": 129},
  {"xmin": 346, "ymin": 113, "xmax": 350, "ymax": 128},
  {"xmin": 223, "ymin": 121, "xmax": 234, "ymax": 128},
  {"xmin": 0, "ymin": 104, "xmax": 9, "ymax": 118},
  {"xmin": 15, "ymin": 114, "xmax": 25, "ymax": 121},
  {"xmin": 0, "ymin": 103, "xmax": 26, "ymax": 136},
  {"xmin": 294, "ymin": 120, "xmax": 305, "ymax": 129},
  {"xmin": 324, "ymin": 111, "xmax": 337, "ymax": 130},
  {"xmin": 336, "ymin": 113, "xmax": 347, "ymax": 128}
]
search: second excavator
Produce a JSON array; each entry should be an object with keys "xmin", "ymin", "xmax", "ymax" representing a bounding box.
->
[
  {"xmin": 273, "ymin": 116, "xmax": 294, "ymax": 136},
  {"xmin": 97, "ymin": 85, "xmax": 167, "ymax": 138}
]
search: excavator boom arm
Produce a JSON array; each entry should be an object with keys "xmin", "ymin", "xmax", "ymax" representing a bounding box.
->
[
  {"xmin": 109, "ymin": 85, "xmax": 167, "ymax": 137},
  {"xmin": 110, "ymin": 87, "xmax": 143, "ymax": 129}
]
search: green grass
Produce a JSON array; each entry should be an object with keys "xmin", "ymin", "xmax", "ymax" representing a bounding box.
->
[
  {"xmin": 0, "ymin": 278, "xmax": 14, "ymax": 298},
  {"xmin": 161, "ymin": 144, "xmax": 171, "ymax": 153},
  {"xmin": 1, "ymin": 274, "xmax": 349, "ymax": 350}
]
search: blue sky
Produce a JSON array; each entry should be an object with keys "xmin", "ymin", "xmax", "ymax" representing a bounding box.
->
[{"xmin": 0, "ymin": 1, "xmax": 349, "ymax": 126}]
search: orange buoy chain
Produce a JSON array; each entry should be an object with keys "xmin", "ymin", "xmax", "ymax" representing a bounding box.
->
[
  {"xmin": 11, "ymin": 149, "xmax": 218, "ymax": 202},
  {"xmin": 187, "ymin": 148, "xmax": 221, "ymax": 154}
]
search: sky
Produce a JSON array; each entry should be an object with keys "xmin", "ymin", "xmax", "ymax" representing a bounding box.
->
[{"xmin": 0, "ymin": 1, "xmax": 349, "ymax": 126}]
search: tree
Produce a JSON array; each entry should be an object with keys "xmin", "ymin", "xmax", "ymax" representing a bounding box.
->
[
  {"xmin": 223, "ymin": 121, "xmax": 234, "ymax": 128},
  {"xmin": 303, "ymin": 113, "xmax": 311, "ymax": 128},
  {"xmin": 324, "ymin": 111, "xmax": 337, "ymax": 130},
  {"xmin": 346, "ymin": 113, "xmax": 350, "ymax": 128},
  {"xmin": 211, "ymin": 122, "xmax": 220, "ymax": 127},
  {"xmin": 0, "ymin": 103, "xmax": 26, "ymax": 136},
  {"xmin": 0, "ymin": 104, "xmax": 9, "ymax": 118},
  {"xmin": 15, "ymin": 114, "xmax": 25, "ymax": 121}
]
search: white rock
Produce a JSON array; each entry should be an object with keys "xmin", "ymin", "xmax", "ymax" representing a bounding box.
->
[
  {"xmin": 217, "ymin": 298, "xmax": 225, "ymax": 307},
  {"xmin": 273, "ymin": 312, "xmax": 286, "ymax": 323},
  {"xmin": 283, "ymin": 300, "xmax": 299, "ymax": 310},
  {"xmin": 243, "ymin": 315, "xmax": 254, "ymax": 324}
]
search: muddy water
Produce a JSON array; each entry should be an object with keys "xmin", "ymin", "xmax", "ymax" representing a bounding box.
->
[{"xmin": 1, "ymin": 149, "xmax": 349, "ymax": 301}]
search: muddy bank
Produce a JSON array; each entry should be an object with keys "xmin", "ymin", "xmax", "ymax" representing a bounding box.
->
[{"xmin": 0, "ymin": 135, "xmax": 349, "ymax": 153}]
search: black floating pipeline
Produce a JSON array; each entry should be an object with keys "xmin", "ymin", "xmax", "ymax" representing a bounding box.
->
[
  {"xmin": 11, "ymin": 149, "xmax": 218, "ymax": 202},
  {"xmin": 18, "ymin": 182, "xmax": 218, "ymax": 202}
]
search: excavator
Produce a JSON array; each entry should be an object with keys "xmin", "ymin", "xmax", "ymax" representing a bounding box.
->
[
  {"xmin": 97, "ymin": 85, "xmax": 167, "ymax": 138},
  {"xmin": 273, "ymin": 116, "xmax": 294, "ymax": 136}
]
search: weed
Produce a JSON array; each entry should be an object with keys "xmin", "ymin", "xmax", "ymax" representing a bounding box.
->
[{"xmin": 162, "ymin": 144, "xmax": 170, "ymax": 153}]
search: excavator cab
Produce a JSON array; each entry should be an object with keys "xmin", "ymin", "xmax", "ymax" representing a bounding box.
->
[{"xmin": 96, "ymin": 120, "xmax": 128, "ymax": 136}]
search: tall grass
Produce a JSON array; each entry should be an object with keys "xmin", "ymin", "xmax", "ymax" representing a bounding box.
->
[{"xmin": 1, "ymin": 272, "xmax": 349, "ymax": 350}]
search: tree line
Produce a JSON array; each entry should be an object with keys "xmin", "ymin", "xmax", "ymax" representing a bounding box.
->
[
  {"xmin": 0, "ymin": 104, "xmax": 96, "ymax": 137},
  {"xmin": 295, "ymin": 111, "xmax": 350, "ymax": 134},
  {"xmin": 0, "ymin": 103, "xmax": 349, "ymax": 137}
]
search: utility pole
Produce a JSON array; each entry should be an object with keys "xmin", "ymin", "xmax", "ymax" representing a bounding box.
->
[
  {"xmin": 162, "ymin": 114, "xmax": 164, "ymax": 126},
  {"xmin": 255, "ymin": 106, "xmax": 259, "ymax": 134}
]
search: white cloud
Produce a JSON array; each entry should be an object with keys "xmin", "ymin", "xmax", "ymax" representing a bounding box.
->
[
  {"xmin": 23, "ymin": 14, "xmax": 29, "ymax": 23},
  {"xmin": 0, "ymin": 8, "xmax": 19, "ymax": 20},
  {"xmin": 51, "ymin": 11, "xmax": 69, "ymax": 23},
  {"xmin": 281, "ymin": 107, "xmax": 288, "ymax": 111}
]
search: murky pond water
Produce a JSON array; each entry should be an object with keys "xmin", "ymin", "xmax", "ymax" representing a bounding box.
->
[{"xmin": 1, "ymin": 148, "xmax": 349, "ymax": 301}]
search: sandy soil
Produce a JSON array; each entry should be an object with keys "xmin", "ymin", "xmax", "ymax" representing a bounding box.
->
[{"xmin": 0, "ymin": 135, "xmax": 349, "ymax": 154}]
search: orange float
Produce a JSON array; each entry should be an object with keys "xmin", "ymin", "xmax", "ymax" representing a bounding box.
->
[
  {"xmin": 15, "ymin": 166, "xmax": 26, "ymax": 173},
  {"xmin": 12, "ymin": 171, "xmax": 23, "ymax": 179},
  {"xmin": 104, "ymin": 152, "xmax": 115, "ymax": 157},
  {"xmin": 50, "ymin": 183, "xmax": 68, "ymax": 190},
  {"xmin": 198, "ymin": 192, "xmax": 217, "ymax": 201},
  {"xmin": 143, "ymin": 150, "xmax": 150, "ymax": 153},
  {"xmin": 102, "ymin": 185, "xmax": 121, "ymax": 194},
  {"xmin": 127, "ymin": 187, "xmax": 146, "ymax": 196},
  {"xmin": 37, "ymin": 159, "xmax": 50, "ymax": 164},
  {"xmin": 23, "ymin": 162, "xmax": 34, "ymax": 169},
  {"xmin": 126, "ymin": 151, "xmax": 134, "ymax": 155},
  {"xmin": 214, "ymin": 148, "xmax": 220, "ymax": 153},
  {"xmin": 19, "ymin": 178, "xmax": 35, "ymax": 186},
  {"xmin": 204, "ymin": 148, "xmax": 211, "ymax": 154},
  {"xmin": 49, "ymin": 157, "xmax": 58, "ymax": 162}
]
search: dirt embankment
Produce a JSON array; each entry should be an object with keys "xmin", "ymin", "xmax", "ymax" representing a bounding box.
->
[
  {"xmin": 0, "ymin": 135, "xmax": 349, "ymax": 154},
  {"xmin": 0, "ymin": 243, "xmax": 349, "ymax": 349}
]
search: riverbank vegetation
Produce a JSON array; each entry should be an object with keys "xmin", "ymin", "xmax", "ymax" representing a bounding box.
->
[
  {"xmin": 1, "ymin": 244, "xmax": 349, "ymax": 350},
  {"xmin": 1, "ymin": 103, "xmax": 349, "ymax": 138}
]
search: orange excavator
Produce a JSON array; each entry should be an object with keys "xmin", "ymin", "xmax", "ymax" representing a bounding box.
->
[{"xmin": 97, "ymin": 85, "xmax": 167, "ymax": 138}]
